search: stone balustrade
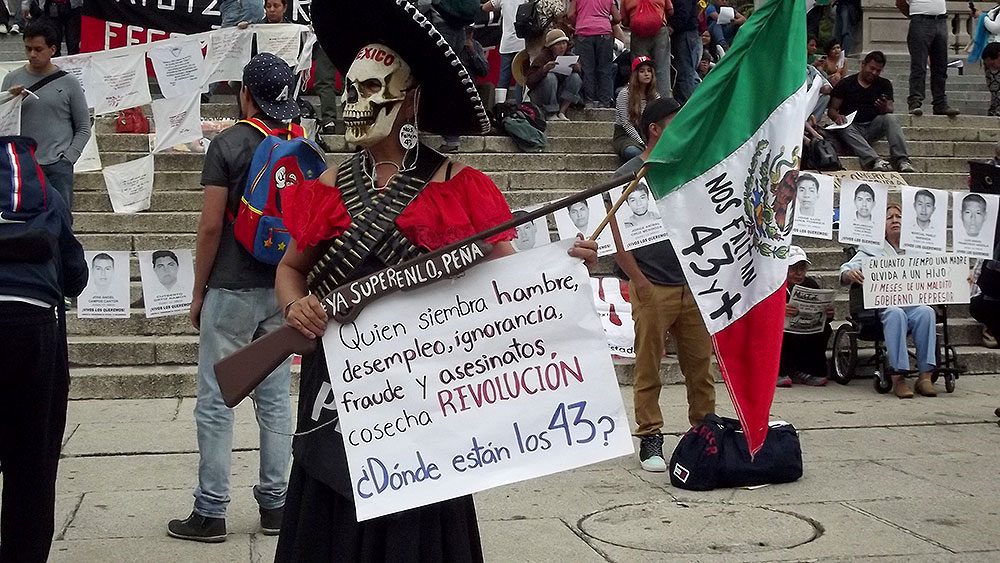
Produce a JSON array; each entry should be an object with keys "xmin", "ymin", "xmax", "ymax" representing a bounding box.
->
[{"xmin": 862, "ymin": 1, "xmax": 996, "ymax": 57}]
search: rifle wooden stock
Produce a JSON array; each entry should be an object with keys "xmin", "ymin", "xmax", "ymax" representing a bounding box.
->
[
  {"xmin": 213, "ymin": 171, "xmax": 638, "ymax": 408},
  {"xmin": 216, "ymin": 325, "xmax": 317, "ymax": 408}
]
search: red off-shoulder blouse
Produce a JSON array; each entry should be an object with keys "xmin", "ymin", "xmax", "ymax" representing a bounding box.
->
[{"xmin": 282, "ymin": 166, "xmax": 515, "ymax": 251}]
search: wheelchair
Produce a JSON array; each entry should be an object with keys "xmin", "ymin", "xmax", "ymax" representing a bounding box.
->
[{"xmin": 831, "ymin": 284, "xmax": 963, "ymax": 394}]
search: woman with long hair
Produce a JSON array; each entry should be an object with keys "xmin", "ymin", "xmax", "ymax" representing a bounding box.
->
[{"xmin": 612, "ymin": 56, "xmax": 660, "ymax": 161}]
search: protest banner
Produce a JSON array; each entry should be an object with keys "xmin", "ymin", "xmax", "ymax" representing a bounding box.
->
[
  {"xmin": 610, "ymin": 180, "xmax": 668, "ymax": 251},
  {"xmin": 74, "ymin": 127, "xmax": 103, "ymax": 173},
  {"xmin": 0, "ymin": 95, "xmax": 21, "ymax": 136},
  {"xmin": 791, "ymin": 172, "xmax": 834, "ymax": 240},
  {"xmin": 952, "ymin": 191, "xmax": 999, "ymax": 260},
  {"xmin": 838, "ymin": 179, "xmax": 888, "ymax": 247},
  {"xmin": 862, "ymin": 255, "xmax": 970, "ymax": 309},
  {"xmin": 103, "ymin": 155, "xmax": 154, "ymax": 213},
  {"xmin": 203, "ymin": 28, "xmax": 255, "ymax": 85},
  {"xmin": 900, "ymin": 186, "xmax": 948, "ymax": 254},
  {"xmin": 783, "ymin": 286, "xmax": 834, "ymax": 335},
  {"xmin": 321, "ymin": 241, "xmax": 633, "ymax": 521},
  {"xmin": 151, "ymin": 93, "xmax": 203, "ymax": 153},
  {"xmin": 138, "ymin": 249, "xmax": 195, "ymax": 318},
  {"xmin": 591, "ymin": 277, "xmax": 635, "ymax": 358},
  {"xmin": 87, "ymin": 49, "xmax": 152, "ymax": 115},
  {"xmin": 553, "ymin": 194, "xmax": 616, "ymax": 256},
  {"xmin": 147, "ymin": 38, "xmax": 206, "ymax": 99},
  {"xmin": 253, "ymin": 24, "xmax": 302, "ymax": 67},
  {"xmin": 78, "ymin": 251, "xmax": 131, "ymax": 319}
]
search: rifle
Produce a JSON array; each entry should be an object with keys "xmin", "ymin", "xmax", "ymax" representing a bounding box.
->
[{"xmin": 215, "ymin": 169, "xmax": 643, "ymax": 408}]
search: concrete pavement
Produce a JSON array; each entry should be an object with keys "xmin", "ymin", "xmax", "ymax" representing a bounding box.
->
[{"xmin": 36, "ymin": 374, "xmax": 1000, "ymax": 562}]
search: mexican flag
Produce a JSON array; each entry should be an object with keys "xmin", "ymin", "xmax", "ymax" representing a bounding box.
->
[{"xmin": 644, "ymin": 0, "xmax": 808, "ymax": 456}]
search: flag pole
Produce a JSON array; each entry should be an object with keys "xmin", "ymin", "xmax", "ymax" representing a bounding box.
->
[{"xmin": 588, "ymin": 164, "xmax": 649, "ymax": 241}]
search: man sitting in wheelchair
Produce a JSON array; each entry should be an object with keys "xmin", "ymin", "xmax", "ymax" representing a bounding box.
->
[{"xmin": 840, "ymin": 204, "xmax": 938, "ymax": 399}]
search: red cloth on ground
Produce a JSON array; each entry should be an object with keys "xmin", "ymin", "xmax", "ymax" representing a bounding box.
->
[{"xmin": 283, "ymin": 166, "xmax": 515, "ymax": 250}]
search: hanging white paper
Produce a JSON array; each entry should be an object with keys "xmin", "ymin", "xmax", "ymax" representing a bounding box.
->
[
  {"xmin": 103, "ymin": 154, "xmax": 154, "ymax": 213},
  {"xmin": 151, "ymin": 93, "xmax": 203, "ymax": 153},
  {"xmin": 591, "ymin": 276, "xmax": 635, "ymax": 357},
  {"xmin": 203, "ymin": 27, "xmax": 254, "ymax": 85},
  {"xmin": 791, "ymin": 172, "xmax": 835, "ymax": 240},
  {"xmin": 0, "ymin": 94, "xmax": 22, "ymax": 136},
  {"xmin": 74, "ymin": 125, "xmax": 102, "ymax": 173},
  {"xmin": 254, "ymin": 24, "xmax": 301, "ymax": 67},
  {"xmin": 296, "ymin": 30, "xmax": 317, "ymax": 72},
  {"xmin": 900, "ymin": 185, "xmax": 948, "ymax": 254},
  {"xmin": 148, "ymin": 38, "xmax": 206, "ymax": 100},
  {"xmin": 138, "ymin": 249, "xmax": 195, "ymax": 319},
  {"xmin": 952, "ymin": 191, "xmax": 1000, "ymax": 259},
  {"xmin": 554, "ymin": 194, "xmax": 616, "ymax": 256},
  {"xmin": 838, "ymin": 179, "xmax": 888, "ymax": 247},
  {"xmin": 52, "ymin": 54, "xmax": 93, "ymax": 105},
  {"xmin": 88, "ymin": 50, "xmax": 152, "ymax": 115},
  {"xmin": 77, "ymin": 250, "xmax": 131, "ymax": 319},
  {"xmin": 609, "ymin": 180, "xmax": 669, "ymax": 251}
]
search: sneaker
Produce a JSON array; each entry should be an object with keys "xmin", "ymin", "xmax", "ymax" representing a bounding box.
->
[
  {"xmin": 790, "ymin": 371, "xmax": 828, "ymax": 386},
  {"xmin": 320, "ymin": 121, "xmax": 338, "ymax": 135},
  {"xmin": 555, "ymin": 112, "xmax": 570, "ymax": 121},
  {"xmin": 869, "ymin": 159, "xmax": 893, "ymax": 172},
  {"xmin": 167, "ymin": 512, "xmax": 227, "ymax": 543},
  {"xmin": 915, "ymin": 378, "xmax": 937, "ymax": 397},
  {"xmin": 638, "ymin": 434, "xmax": 666, "ymax": 472},
  {"xmin": 897, "ymin": 159, "xmax": 916, "ymax": 173},
  {"xmin": 260, "ymin": 506, "xmax": 283, "ymax": 536},
  {"xmin": 983, "ymin": 327, "xmax": 999, "ymax": 349},
  {"xmin": 776, "ymin": 375, "xmax": 792, "ymax": 387},
  {"xmin": 933, "ymin": 106, "xmax": 960, "ymax": 117},
  {"xmin": 909, "ymin": 105, "xmax": 923, "ymax": 116},
  {"xmin": 437, "ymin": 143, "xmax": 459, "ymax": 153},
  {"xmin": 0, "ymin": 24, "xmax": 8, "ymax": 35},
  {"xmin": 9, "ymin": 23, "xmax": 20, "ymax": 34}
]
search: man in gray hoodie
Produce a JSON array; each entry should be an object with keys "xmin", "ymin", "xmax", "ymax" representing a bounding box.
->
[{"xmin": 2, "ymin": 20, "xmax": 90, "ymax": 213}]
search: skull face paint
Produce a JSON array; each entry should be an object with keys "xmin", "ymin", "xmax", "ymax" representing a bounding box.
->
[{"xmin": 343, "ymin": 44, "xmax": 416, "ymax": 146}]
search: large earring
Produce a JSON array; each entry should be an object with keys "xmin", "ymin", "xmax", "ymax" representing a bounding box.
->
[{"xmin": 399, "ymin": 123, "xmax": 418, "ymax": 150}]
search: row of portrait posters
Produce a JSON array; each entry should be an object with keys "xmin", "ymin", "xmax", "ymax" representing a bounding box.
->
[{"xmin": 78, "ymin": 250, "xmax": 195, "ymax": 319}]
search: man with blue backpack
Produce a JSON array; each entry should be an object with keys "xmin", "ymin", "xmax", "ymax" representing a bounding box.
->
[{"xmin": 168, "ymin": 52, "xmax": 327, "ymax": 543}]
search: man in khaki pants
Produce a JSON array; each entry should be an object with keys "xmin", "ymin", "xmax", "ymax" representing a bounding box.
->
[{"xmin": 610, "ymin": 98, "xmax": 715, "ymax": 473}]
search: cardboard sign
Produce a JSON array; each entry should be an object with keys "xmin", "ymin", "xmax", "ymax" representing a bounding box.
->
[
  {"xmin": 103, "ymin": 155, "xmax": 154, "ymax": 213},
  {"xmin": 610, "ymin": 180, "xmax": 669, "ymax": 251},
  {"xmin": 88, "ymin": 49, "xmax": 152, "ymax": 115},
  {"xmin": 321, "ymin": 241, "xmax": 633, "ymax": 521},
  {"xmin": 553, "ymin": 194, "xmax": 616, "ymax": 257},
  {"xmin": 138, "ymin": 249, "xmax": 195, "ymax": 318},
  {"xmin": 791, "ymin": 172, "xmax": 834, "ymax": 240},
  {"xmin": 862, "ymin": 255, "xmax": 970, "ymax": 309},
  {"xmin": 900, "ymin": 186, "xmax": 948, "ymax": 254},
  {"xmin": 148, "ymin": 38, "xmax": 206, "ymax": 100},
  {"xmin": 77, "ymin": 250, "xmax": 131, "ymax": 319},
  {"xmin": 838, "ymin": 179, "xmax": 888, "ymax": 247},
  {"xmin": 952, "ymin": 191, "xmax": 999, "ymax": 259},
  {"xmin": 151, "ymin": 93, "xmax": 203, "ymax": 153}
]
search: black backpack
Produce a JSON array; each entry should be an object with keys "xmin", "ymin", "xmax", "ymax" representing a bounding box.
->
[
  {"xmin": 803, "ymin": 136, "xmax": 842, "ymax": 171},
  {"xmin": 514, "ymin": 0, "xmax": 546, "ymax": 39}
]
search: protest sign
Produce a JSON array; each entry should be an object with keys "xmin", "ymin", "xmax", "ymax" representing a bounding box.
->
[
  {"xmin": 321, "ymin": 241, "xmax": 633, "ymax": 521},
  {"xmin": 103, "ymin": 155, "xmax": 154, "ymax": 213},
  {"xmin": 0, "ymin": 95, "xmax": 21, "ymax": 136},
  {"xmin": 78, "ymin": 251, "xmax": 131, "ymax": 319},
  {"xmin": 554, "ymin": 194, "xmax": 616, "ymax": 256},
  {"xmin": 254, "ymin": 24, "xmax": 302, "ymax": 67},
  {"xmin": 74, "ymin": 127, "xmax": 103, "ymax": 173},
  {"xmin": 900, "ymin": 186, "xmax": 947, "ymax": 254},
  {"xmin": 87, "ymin": 49, "xmax": 152, "ymax": 115},
  {"xmin": 791, "ymin": 172, "xmax": 834, "ymax": 240},
  {"xmin": 151, "ymin": 93, "xmax": 203, "ymax": 153},
  {"xmin": 591, "ymin": 277, "xmax": 635, "ymax": 357},
  {"xmin": 783, "ymin": 285, "xmax": 834, "ymax": 335},
  {"xmin": 138, "ymin": 249, "xmax": 194, "ymax": 318},
  {"xmin": 610, "ymin": 181, "xmax": 668, "ymax": 251},
  {"xmin": 203, "ymin": 28, "xmax": 254, "ymax": 85},
  {"xmin": 828, "ymin": 170, "xmax": 908, "ymax": 188},
  {"xmin": 862, "ymin": 255, "xmax": 970, "ymax": 309},
  {"xmin": 838, "ymin": 179, "xmax": 888, "ymax": 247},
  {"xmin": 148, "ymin": 38, "xmax": 206, "ymax": 100},
  {"xmin": 511, "ymin": 205, "xmax": 551, "ymax": 252},
  {"xmin": 952, "ymin": 191, "xmax": 999, "ymax": 260}
]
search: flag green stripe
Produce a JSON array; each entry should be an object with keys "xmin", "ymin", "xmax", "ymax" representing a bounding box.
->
[{"xmin": 644, "ymin": 0, "xmax": 806, "ymax": 198}]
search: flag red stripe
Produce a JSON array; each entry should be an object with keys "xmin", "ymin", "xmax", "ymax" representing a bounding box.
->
[{"xmin": 710, "ymin": 282, "xmax": 787, "ymax": 457}]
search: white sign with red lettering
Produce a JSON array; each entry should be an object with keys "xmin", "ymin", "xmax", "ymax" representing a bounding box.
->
[{"xmin": 321, "ymin": 241, "xmax": 633, "ymax": 521}]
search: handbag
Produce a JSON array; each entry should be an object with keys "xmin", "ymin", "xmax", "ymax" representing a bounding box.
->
[
  {"xmin": 116, "ymin": 107, "xmax": 150, "ymax": 134},
  {"xmin": 630, "ymin": 0, "xmax": 665, "ymax": 38},
  {"xmin": 668, "ymin": 414, "xmax": 803, "ymax": 491}
]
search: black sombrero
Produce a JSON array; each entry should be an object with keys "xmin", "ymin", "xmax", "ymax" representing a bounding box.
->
[{"xmin": 311, "ymin": 0, "xmax": 490, "ymax": 136}]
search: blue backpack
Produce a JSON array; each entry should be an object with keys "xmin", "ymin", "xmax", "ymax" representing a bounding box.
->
[{"xmin": 229, "ymin": 118, "xmax": 327, "ymax": 264}]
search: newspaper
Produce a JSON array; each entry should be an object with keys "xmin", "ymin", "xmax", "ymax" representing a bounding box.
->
[{"xmin": 784, "ymin": 285, "xmax": 836, "ymax": 335}]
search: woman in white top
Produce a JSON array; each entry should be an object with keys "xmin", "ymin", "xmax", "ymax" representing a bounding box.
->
[
  {"xmin": 483, "ymin": 0, "xmax": 527, "ymax": 102},
  {"xmin": 612, "ymin": 56, "xmax": 659, "ymax": 161}
]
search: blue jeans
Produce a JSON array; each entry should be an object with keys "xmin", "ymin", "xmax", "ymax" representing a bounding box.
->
[
  {"xmin": 220, "ymin": 0, "xmax": 264, "ymax": 27},
  {"xmin": 498, "ymin": 52, "xmax": 523, "ymax": 103},
  {"xmin": 528, "ymin": 72, "xmax": 583, "ymax": 114},
  {"xmin": 880, "ymin": 306, "xmax": 937, "ymax": 373},
  {"xmin": 41, "ymin": 159, "xmax": 74, "ymax": 214},
  {"xmin": 707, "ymin": 21, "xmax": 738, "ymax": 50},
  {"xmin": 575, "ymin": 34, "xmax": 615, "ymax": 106},
  {"xmin": 193, "ymin": 287, "xmax": 292, "ymax": 518},
  {"xmin": 834, "ymin": 3, "xmax": 858, "ymax": 55},
  {"xmin": 630, "ymin": 26, "xmax": 671, "ymax": 98},
  {"xmin": 671, "ymin": 29, "xmax": 701, "ymax": 104}
]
